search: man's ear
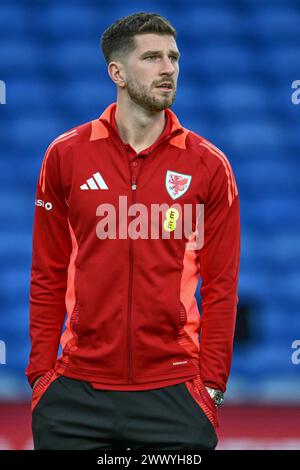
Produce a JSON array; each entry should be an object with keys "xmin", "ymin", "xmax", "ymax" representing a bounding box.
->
[{"xmin": 108, "ymin": 61, "xmax": 126, "ymax": 88}]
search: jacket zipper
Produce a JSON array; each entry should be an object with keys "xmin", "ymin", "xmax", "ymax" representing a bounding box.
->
[
  {"xmin": 127, "ymin": 167, "xmax": 142, "ymax": 383},
  {"xmin": 127, "ymin": 172, "xmax": 136, "ymax": 383},
  {"xmin": 123, "ymin": 132, "xmax": 183, "ymax": 384}
]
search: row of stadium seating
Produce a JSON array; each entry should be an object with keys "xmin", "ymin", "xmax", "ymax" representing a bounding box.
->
[{"xmin": 0, "ymin": 0, "xmax": 299, "ymax": 400}]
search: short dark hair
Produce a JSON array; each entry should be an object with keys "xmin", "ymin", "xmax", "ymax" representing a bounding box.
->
[{"xmin": 101, "ymin": 12, "xmax": 177, "ymax": 65}]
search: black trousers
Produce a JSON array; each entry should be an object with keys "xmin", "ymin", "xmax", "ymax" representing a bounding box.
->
[{"xmin": 32, "ymin": 375, "xmax": 218, "ymax": 450}]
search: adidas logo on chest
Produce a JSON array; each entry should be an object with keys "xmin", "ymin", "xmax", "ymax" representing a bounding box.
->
[{"xmin": 80, "ymin": 172, "xmax": 108, "ymax": 190}]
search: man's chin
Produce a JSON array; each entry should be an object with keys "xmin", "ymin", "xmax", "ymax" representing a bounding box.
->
[{"xmin": 147, "ymin": 97, "xmax": 175, "ymax": 112}]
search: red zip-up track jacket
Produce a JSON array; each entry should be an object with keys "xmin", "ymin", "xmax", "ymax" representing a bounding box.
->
[{"xmin": 26, "ymin": 102, "xmax": 240, "ymax": 398}]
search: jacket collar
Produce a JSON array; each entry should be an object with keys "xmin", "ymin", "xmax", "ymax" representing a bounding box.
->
[{"xmin": 90, "ymin": 102, "xmax": 188, "ymax": 150}]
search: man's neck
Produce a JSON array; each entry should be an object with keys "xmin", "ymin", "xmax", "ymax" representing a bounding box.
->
[{"xmin": 114, "ymin": 100, "xmax": 166, "ymax": 153}]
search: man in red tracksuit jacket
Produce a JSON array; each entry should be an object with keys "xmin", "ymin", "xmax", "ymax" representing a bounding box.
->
[{"xmin": 26, "ymin": 12, "xmax": 240, "ymax": 450}]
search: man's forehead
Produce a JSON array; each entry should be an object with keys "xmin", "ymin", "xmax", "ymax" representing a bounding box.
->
[{"xmin": 134, "ymin": 33, "xmax": 179, "ymax": 53}]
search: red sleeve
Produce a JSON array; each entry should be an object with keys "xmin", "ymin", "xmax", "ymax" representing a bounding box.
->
[
  {"xmin": 198, "ymin": 146, "xmax": 241, "ymax": 393},
  {"xmin": 25, "ymin": 143, "xmax": 72, "ymax": 388}
]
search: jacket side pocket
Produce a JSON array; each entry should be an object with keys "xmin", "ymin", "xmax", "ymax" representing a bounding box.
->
[
  {"xmin": 31, "ymin": 368, "xmax": 60, "ymax": 413},
  {"xmin": 184, "ymin": 374, "xmax": 219, "ymax": 429}
]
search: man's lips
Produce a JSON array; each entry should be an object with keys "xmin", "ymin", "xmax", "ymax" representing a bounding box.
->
[
  {"xmin": 155, "ymin": 84, "xmax": 174, "ymax": 93},
  {"xmin": 156, "ymin": 87, "xmax": 173, "ymax": 93}
]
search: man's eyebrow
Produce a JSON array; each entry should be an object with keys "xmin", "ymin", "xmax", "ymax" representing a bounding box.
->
[{"xmin": 140, "ymin": 50, "xmax": 181, "ymax": 58}]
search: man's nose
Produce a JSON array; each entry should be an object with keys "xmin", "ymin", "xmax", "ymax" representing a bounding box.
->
[{"xmin": 160, "ymin": 57, "xmax": 176, "ymax": 75}]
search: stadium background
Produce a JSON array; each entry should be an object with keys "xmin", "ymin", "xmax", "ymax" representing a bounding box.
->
[{"xmin": 0, "ymin": 0, "xmax": 299, "ymax": 450}]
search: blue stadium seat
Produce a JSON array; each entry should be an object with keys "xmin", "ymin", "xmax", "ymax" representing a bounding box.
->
[
  {"xmin": 254, "ymin": 7, "xmax": 300, "ymax": 43},
  {"xmin": 0, "ymin": 40, "xmax": 41, "ymax": 76},
  {"xmin": 213, "ymin": 81, "xmax": 270, "ymax": 117},
  {"xmin": 48, "ymin": 41, "xmax": 103, "ymax": 78},
  {"xmin": 10, "ymin": 115, "xmax": 66, "ymax": 150},
  {"xmin": 0, "ymin": 4, "xmax": 28, "ymax": 37},
  {"xmin": 58, "ymin": 79, "xmax": 115, "ymax": 116},
  {"xmin": 183, "ymin": 44, "xmax": 256, "ymax": 80},
  {"xmin": 263, "ymin": 45, "xmax": 300, "ymax": 81},
  {"xmin": 179, "ymin": 7, "xmax": 244, "ymax": 40},
  {"xmin": 220, "ymin": 118, "xmax": 286, "ymax": 159},
  {"xmin": 38, "ymin": 4, "xmax": 106, "ymax": 39},
  {"xmin": 8, "ymin": 80, "xmax": 56, "ymax": 114},
  {"xmin": 237, "ymin": 159, "xmax": 300, "ymax": 197}
]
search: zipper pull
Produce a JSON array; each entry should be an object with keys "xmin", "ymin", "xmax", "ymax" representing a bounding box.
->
[{"xmin": 131, "ymin": 174, "xmax": 137, "ymax": 190}]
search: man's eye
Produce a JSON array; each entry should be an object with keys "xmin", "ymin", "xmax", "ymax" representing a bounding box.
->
[{"xmin": 144, "ymin": 55, "xmax": 179, "ymax": 61}]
